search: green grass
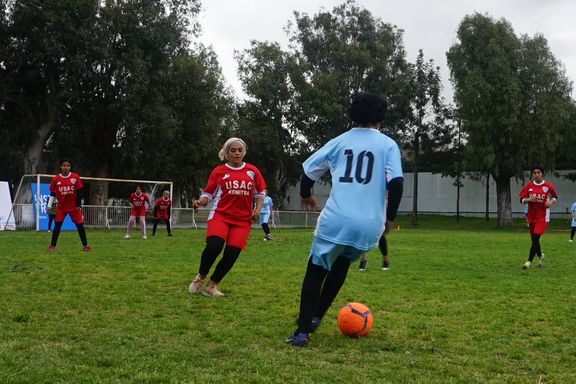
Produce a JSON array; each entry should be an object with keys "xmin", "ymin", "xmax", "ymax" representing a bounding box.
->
[{"xmin": 1, "ymin": 216, "xmax": 576, "ymax": 383}]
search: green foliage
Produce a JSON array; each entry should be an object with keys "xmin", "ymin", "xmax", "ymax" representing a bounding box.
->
[
  {"xmin": 2, "ymin": 219, "xmax": 576, "ymax": 382},
  {"xmin": 447, "ymin": 13, "xmax": 573, "ymax": 226},
  {"xmin": 235, "ymin": 42, "xmax": 303, "ymax": 206},
  {"xmin": 0, "ymin": 0, "xmax": 230, "ymax": 204}
]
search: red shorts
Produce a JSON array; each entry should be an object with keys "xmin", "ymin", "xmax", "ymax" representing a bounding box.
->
[
  {"xmin": 130, "ymin": 208, "xmax": 146, "ymax": 217},
  {"xmin": 55, "ymin": 207, "xmax": 84, "ymax": 224},
  {"xmin": 529, "ymin": 221, "xmax": 548, "ymax": 235},
  {"xmin": 155, "ymin": 211, "xmax": 169, "ymax": 221},
  {"xmin": 206, "ymin": 214, "xmax": 252, "ymax": 249}
]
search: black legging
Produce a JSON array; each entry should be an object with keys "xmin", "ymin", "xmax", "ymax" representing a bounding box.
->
[
  {"xmin": 50, "ymin": 221, "xmax": 88, "ymax": 247},
  {"xmin": 261, "ymin": 223, "xmax": 270, "ymax": 236},
  {"xmin": 152, "ymin": 218, "xmax": 171, "ymax": 235},
  {"xmin": 528, "ymin": 233, "xmax": 542, "ymax": 262},
  {"xmin": 296, "ymin": 256, "xmax": 351, "ymax": 334},
  {"xmin": 198, "ymin": 236, "xmax": 242, "ymax": 283},
  {"xmin": 571, "ymin": 227, "xmax": 576, "ymax": 240},
  {"xmin": 48, "ymin": 214, "xmax": 55, "ymax": 230}
]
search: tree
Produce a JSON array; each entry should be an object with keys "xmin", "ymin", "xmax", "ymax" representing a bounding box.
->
[
  {"xmin": 447, "ymin": 13, "xmax": 573, "ymax": 226},
  {"xmin": 400, "ymin": 50, "xmax": 445, "ymax": 225},
  {"xmin": 235, "ymin": 0, "xmax": 413, "ymax": 205},
  {"xmin": 235, "ymin": 42, "xmax": 303, "ymax": 206},
  {"xmin": 1, "ymin": 0, "xmax": 233, "ymax": 206},
  {"xmin": 286, "ymin": 0, "xmax": 412, "ymax": 151}
]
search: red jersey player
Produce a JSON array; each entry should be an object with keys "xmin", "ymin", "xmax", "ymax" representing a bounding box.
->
[
  {"xmin": 152, "ymin": 190, "xmax": 172, "ymax": 236},
  {"xmin": 188, "ymin": 137, "xmax": 266, "ymax": 297},
  {"xmin": 47, "ymin": 160, "xmax": 91, "ymax": 252},
  {"xmin": 518, "ymin": 165, "xmax": 558, "ymax": 269},
  {"xmin": 124, "ymin": 186, "xmax": 150, "ymax": 239}
]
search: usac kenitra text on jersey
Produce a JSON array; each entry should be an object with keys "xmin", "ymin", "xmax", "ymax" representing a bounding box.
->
[
  {"xmin": 129, "ymin": 192, "xmax": 150, "ymax": 208},
  {"xmin": 155, "ymin": 197, "xmax": 172, "ymax": 211},
  {"xmin": 200, "ymin": 162, "xmax": 266, "ymax": 221},
  {"xmin": 49, "ymin": 172, "xmax": 84, "ymax": 211}
]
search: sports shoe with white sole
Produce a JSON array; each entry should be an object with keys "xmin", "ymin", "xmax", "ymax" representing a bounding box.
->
[
  {"xmin": 188, "ymin": 274, "xmax": 204, "ymax": 294},
  {"xmin": 538, "ymin": 254, "xmax": 545, "ymax": 268},
  {"xmin": 202, "ymin": 280, "xmax": 224, "ymax": 297},
  {"xmin": 124, "ymin": 234, "xmax": 131, "ymax": 239},
  {"xmin": 358, "ymin": 259, "xmax": 367, "ymax": 271},
  {"xmin": 522, "ymin": 261, "xmax": 531, "ymax": 269}
]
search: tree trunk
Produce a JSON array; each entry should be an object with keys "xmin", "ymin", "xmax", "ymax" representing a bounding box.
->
[
  {"xmin": 485, "ymin": 173, "xmax": 490, "ymax": 222},
  {"xmin": 88, "ymin": 167, "xmax": 109, "ymax": 227},
  {"xmin": 24, "ymin": 119, "xmax": 55, "ymax": 174},
  {"xmin": 494, "ymin": 174, "xmax": 513, "ymax": 227},
  {"xmin": 412, "ymin": 134, "xmax": 419, "ymax": 226},
  {"xmin": 456, "ymin": 177, "xmax": 460, "ymax": 221}
]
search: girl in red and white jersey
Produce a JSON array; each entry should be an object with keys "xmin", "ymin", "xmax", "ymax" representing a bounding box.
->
[
  {"xmin": 188, "ymin": 137, "xmax": 267, "ymax": 297},
  {"xmin": 124, "ymin": 186, "xmax": 150, "ymax": 239},
  {"xmin": 47, "ymin": 159, "xmax": 91, "ymax": 252},
  {"xmin": 518, "ymin": 165, "xmax": 558, "ymax": 269},
  {"xmin": 152, "ymin": 190, "xmax": 172, "ymax": 236}
]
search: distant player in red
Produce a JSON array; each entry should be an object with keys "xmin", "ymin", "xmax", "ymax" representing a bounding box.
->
[
  {"xmin": 47, "ymin": 159, "xmax": 91, "ymax": 252},
  {"xmin": 188, "ymin": 137, "xmax": 267, "ymax": 297},
  {"xmin": 518, "ymin": 165, "xmax": 558, "ymax": 269},
  {"xmin": 124, "ymin": 186, "xmax": 150, "ymax": 239},
  {"xmin": 152, "ymin": 190, "xmax": 172, "ymax": 236}
]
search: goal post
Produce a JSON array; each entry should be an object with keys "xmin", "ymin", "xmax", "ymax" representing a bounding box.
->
[{"xmin": 5, "ymin": 174, "xmax": 173, "ymax": 231}]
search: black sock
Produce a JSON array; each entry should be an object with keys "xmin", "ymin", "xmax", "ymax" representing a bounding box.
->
[
  {"xmin": 51, "ymin": 222, "xmax": 63, "ymax": 246},
  {"xmin": 76, "ymin": 223, "xmax": 88, "ymax": 246},
  {"xmin": 296, "ymin": 259, "xmax": 328, "ymax": 334},
  {"xmin": 166, "ymin": 221, "xmax": 171, "ymax": 234},
  {"xmin": 262, "ymin": 223, "xmax": 270, "ymax": 236},
  {"xmin": 314, "ymin": 256, "xmax": 351, "ymax": 320},
  {"xmin": 528, "ymin": 234, "xmax": 541, "ymax": 262}
]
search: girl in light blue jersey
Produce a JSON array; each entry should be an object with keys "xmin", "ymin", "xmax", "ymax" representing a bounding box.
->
[
  {"xmin": 285, "ymin": 92, "xmax": 404, "ymax": 347},
  {"xmin": 260, "ymin": 195, "xmax": 274, "ymax": 241},
  {"xmin": 570, "ymin": 201, "xmax": 576, "ymax": 242}
]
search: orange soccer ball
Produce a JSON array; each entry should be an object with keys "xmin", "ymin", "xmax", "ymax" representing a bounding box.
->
[{"xmin": 337, "ymin": 302, "xmax": 373, "ymax": 337}]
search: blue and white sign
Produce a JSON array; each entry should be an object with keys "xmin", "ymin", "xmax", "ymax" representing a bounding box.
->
[{"xmin": 31, "ymin": 183, "xmax": 75, "ymax": 231}]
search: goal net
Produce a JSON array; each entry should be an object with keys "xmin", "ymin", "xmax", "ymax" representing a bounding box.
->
[{"xmin": 5, "ymin": 174, "xmax": 172, "ymax": 231}]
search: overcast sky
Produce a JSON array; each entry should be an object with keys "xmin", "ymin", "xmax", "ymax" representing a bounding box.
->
[{"xmin": 197, "ymin": 0, "xmax": 576, "ymax": 101}]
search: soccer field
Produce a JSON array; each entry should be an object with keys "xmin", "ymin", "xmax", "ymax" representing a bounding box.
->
[{"xmin": 1, "ymin": 217, "xmax": 575, "ymax": 383}]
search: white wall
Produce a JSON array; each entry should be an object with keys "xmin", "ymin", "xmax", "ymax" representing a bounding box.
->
[{"xmin": 283, "ymin": 171, "xmax": 576, "ymax": 217}]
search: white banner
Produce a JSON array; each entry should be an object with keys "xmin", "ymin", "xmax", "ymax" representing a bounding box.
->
[{"xmin": 0, "ymin": 181, "xmax": 16, "ymax": 230}]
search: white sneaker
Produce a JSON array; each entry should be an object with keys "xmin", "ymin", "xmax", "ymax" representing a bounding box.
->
[
  {"xmin": 143, "ymin": 236, "xmax": 147, "ymax": 239},
  {"xmin": 569, "ymin": 239, "xmax": 573, "ymax": 243},
  {"xmin": 202, "ymin": 280, "xmax": 225, "ymax": 297},
  {"xmin": 188, "ymin": 274, "xmax": 205, "ymax": 294},
  {"xmin": 124, "ymin": 234, "xmax": 131, "ymax": 239},
  {"xmin": 538, "ymin": 254, "xmax": 545, "ymax": 268},
  {"xmin": 522, "ymin": 261, "xmax": 531, "ymax": 269}
]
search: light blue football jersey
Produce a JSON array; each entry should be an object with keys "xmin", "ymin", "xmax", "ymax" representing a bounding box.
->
[
  {"xmin": 571, "ymin": 202, "xmax": 576, "ymax": 227},
  {"xmin": 261, "ymin": 196, "xmax": 273, "ymax": 215},
  {"xmin": 303, "ymin": 128, "xmax": 403, "ymax": 251}
]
